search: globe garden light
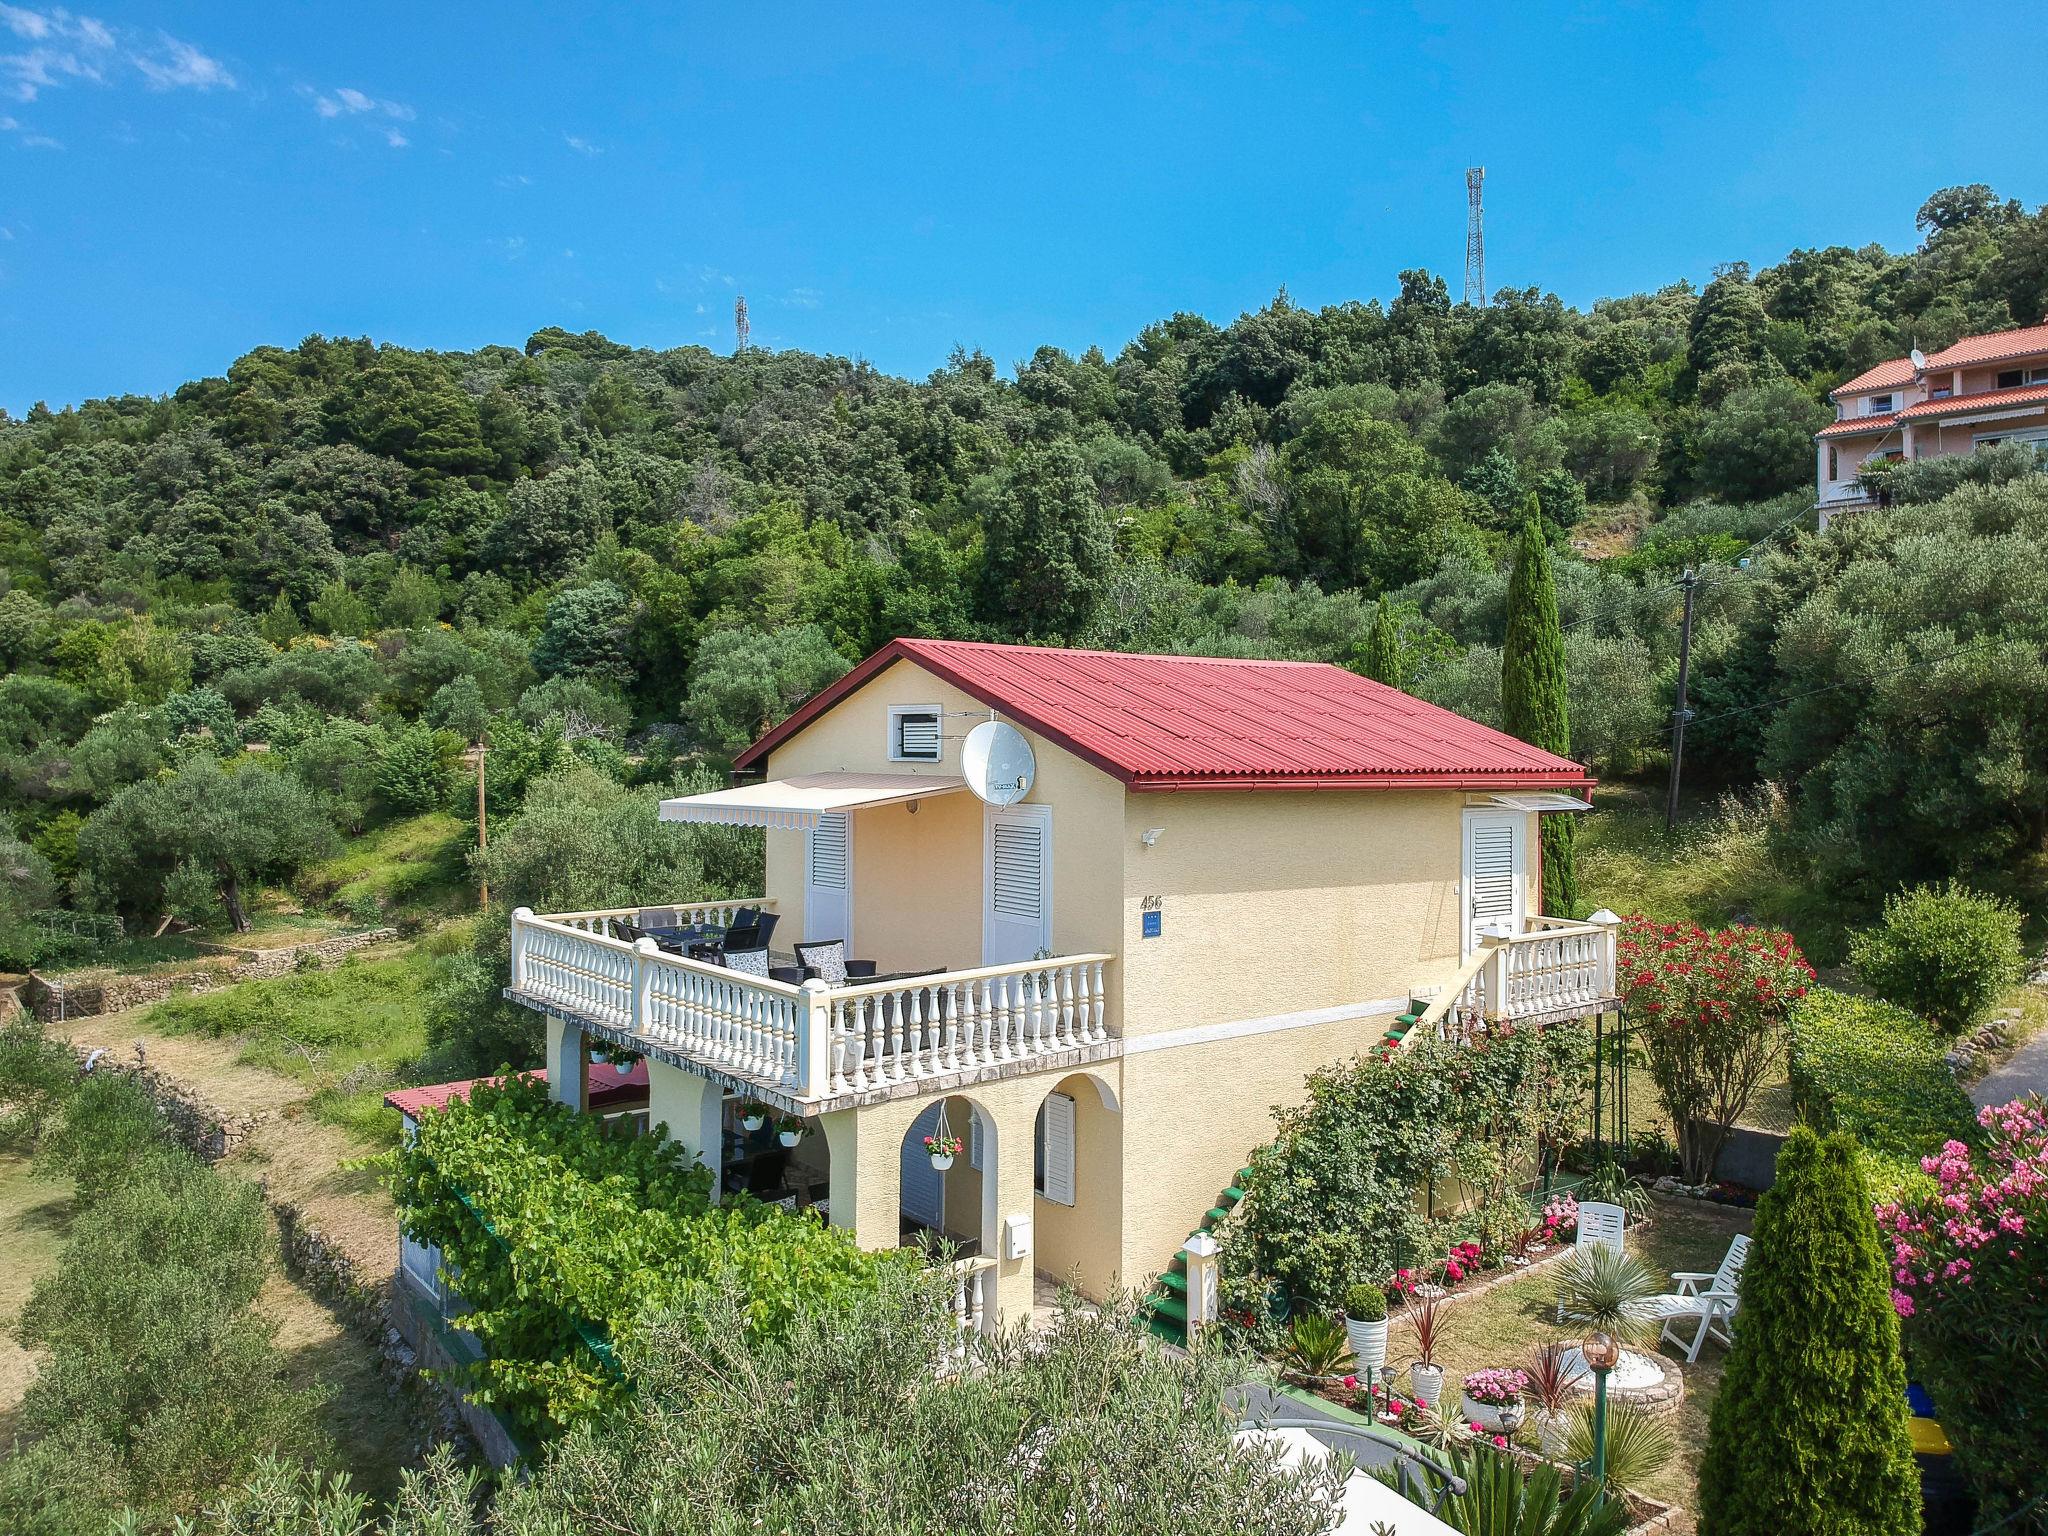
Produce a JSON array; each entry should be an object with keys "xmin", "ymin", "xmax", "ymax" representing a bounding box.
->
[{"xmin": 1583, "ymin": 1328, "xmax": 1620, "ymax": 1507}]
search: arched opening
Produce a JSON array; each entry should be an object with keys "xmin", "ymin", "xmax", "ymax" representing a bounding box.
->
[
  {"xmin": 1031, "ymin": 1072, "xmax": 1123, "ymax": 1306},
  {"xmin": 897, "ymin": 1094, "xmax": 996, "ymax": 1258},
  {"xmin": 721, "ymin": 1091, "xmax": 834, "ymax": 1216}
]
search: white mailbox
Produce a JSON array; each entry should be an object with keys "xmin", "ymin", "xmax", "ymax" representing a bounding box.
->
[{"xmin": 1003, "ymin": 1212, "xmax": 1033, "ymax": 1261}]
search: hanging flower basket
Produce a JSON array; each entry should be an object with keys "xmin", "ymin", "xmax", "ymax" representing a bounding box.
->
[
  {"xmin": 777, "ymin": 1117, "xmax": 804, "ymax": 1148},
  {"xmin": 925, "ymin": 1131, "xmax": 964, "ymax": 1171},
  {"xmin": 740, "ymin": 1103, "xmax": 767, "ymax": 1132}
]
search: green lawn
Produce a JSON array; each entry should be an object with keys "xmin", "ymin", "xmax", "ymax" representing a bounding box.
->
[
  {"xmin": 0, "ymin": 1154, "xmax": 74, "ymax": 1447},
  {"xmin": 141, "ymin": 939, "xmax": 456, "ymax": 1144},
  {"xmin": 1388, "ymin": 1195, "xmax": 1754, "ymax": 1521},
  {"xmin": 296, "ymin": 812, "xmax": 476, "ymax": 924}
]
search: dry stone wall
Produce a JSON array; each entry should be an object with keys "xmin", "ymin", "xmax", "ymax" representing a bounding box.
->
[{"xmin": 25, "ymin": 927, "xmax": 398, "ymax": 1022}]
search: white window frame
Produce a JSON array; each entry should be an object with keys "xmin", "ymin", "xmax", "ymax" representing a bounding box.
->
[
  {"xmin": 887, "ymin": 703, "xmax": 944, "ymax": 763},
  {"xmin": 1867, "ymin": 394, "xmax": 1894, "ymax": 415}
]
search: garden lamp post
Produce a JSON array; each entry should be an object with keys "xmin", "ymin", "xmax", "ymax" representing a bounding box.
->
[{"xmin": 1583, "ymin": 1329, "xmax": 1621, "ymax": 1508}]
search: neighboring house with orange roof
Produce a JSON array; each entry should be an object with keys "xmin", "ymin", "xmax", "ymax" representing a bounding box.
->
[
  {"xmin": 481, "ymin": 638, "xmax": 1621, "ymax": 1342},
  {"xmin": 1816, "ymin": 321, "xmax": 2048, "ymax": 524}
]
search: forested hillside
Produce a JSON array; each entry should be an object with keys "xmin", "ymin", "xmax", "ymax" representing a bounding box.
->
[{"xmin": 3, "ymin": 183, "xmax": 2047, "ymax": 980}]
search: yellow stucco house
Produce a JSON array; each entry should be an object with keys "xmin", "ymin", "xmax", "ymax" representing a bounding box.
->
[{"xmin": 505, "ymin": 638, "xmax": 1619, "ymax": 1335}]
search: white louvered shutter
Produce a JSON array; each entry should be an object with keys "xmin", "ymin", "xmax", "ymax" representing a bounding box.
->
[
  {"xmin": 804, "ymin": 812, "xmax": 852, "ymax": 943},
  {"xmin": 969, "ymin": 1106, "xmax": 984, "ymax": 1171},
  {"xmin": 991, "ymin": 820, "xmax": 1044, "ymax": 922},
  {"xmin": 983, "ymin": 807, "xmax": 1051, "ymax": 964},
  {"xmin": 1037, "ymin": 1092, "xmax": 1076, "ymax": 1206},
  {"xmin": 1463, "ymin": 813, "xmax": 1523, "ymax": 955},
  {"xmin": 894, "ymin": 710, "xmax": 941, "ymax": 761}
]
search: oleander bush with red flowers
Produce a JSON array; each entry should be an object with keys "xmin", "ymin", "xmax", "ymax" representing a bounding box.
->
[
  {"xmin": 1617, "ymin": 915, "xmax": 1814, "ymax": 1184},
  {"xmin": 1874, "ymin": 1097, "xmax": 2048, "ymax": 1532}
]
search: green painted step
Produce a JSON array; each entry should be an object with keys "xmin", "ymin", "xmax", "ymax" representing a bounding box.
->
[
  {"xmin": 1147, "ymin": 1293, "xmax": 1188, "ymax": 1325},
  {"xmin": 1143, "ymin": 1313, "xmax": 1184, "ymax": 1344},
  {"xmin": 1203, "ymin": 1206, "xmax": 1230, "ymax": 1228},
  {"xmin": 1222, "ymin": 1185, "xmax": 1246, "ymax": 1203},
  {"xmin": 1156, "ymin": 1270, "xmax": 1188, "ymax": 1294}
]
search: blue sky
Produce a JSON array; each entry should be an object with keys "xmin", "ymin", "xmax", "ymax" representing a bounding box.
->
[{"xmin": 3, "ymin": 2, "xmax": 2045, "ymax": 413}]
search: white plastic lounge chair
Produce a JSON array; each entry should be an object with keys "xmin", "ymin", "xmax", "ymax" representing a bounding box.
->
[
  {"xmin": 1645, "ymin": 1233, "xmax": 1750, "ymax": 1363},
  {"xmin": 1556, "ymin": 1199, "xmax": 1629, "ymax": 1322}
]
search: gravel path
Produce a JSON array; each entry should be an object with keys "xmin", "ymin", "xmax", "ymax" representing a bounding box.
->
[{"xmin": 1971, "ymin": 1027, "xmax": 2048, "ymax": 1109}]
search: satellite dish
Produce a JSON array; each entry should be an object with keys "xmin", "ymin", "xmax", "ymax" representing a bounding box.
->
[
  {"xmin": 961, "ymin": 720, "xmax": 1036, "ymax": 806},
  {"xmin": 1910, "ymin": 347, "xmax": 1928, "ymax": 372}
]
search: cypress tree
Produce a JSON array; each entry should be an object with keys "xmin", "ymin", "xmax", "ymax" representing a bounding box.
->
[
  {"xmin": 1696, "ymin": 1127, "xmax": 1920, "ymax": 1536},
  {"xmin": 1361, "ymin": 601, "xmax": 1401, "ymax": 687},
  {"xmin": 1500, "ymin": 508, "xmax": 1577, "ymax": 914}
]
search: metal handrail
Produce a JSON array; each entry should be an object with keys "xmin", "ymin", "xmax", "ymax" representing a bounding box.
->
[{"xmin": 1245, "ymin": 1414, "xmax": 1468, "ymax": 1512}]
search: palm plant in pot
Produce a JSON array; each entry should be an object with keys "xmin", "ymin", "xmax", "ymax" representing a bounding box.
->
[
  {"xmin": 1524, "ymin": 1341, "xmax": 1579, "ymax": 1458},
  {"xmin": 1277, "ymin": 1313, "xmax": 1355, "ymax": 1386},
  {"xmin": 1404, "ymin": 1292, "xmax": 1450, "ymax": 1412},
  {"xmin": 1341, "ymin": 1282, "xmax": 1389, "ymax": 1379}
]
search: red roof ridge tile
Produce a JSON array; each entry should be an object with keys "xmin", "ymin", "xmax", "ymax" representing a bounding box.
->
[{"xmin": 735, "ymin": 638, "xmax": 1593, "ymax": 791}]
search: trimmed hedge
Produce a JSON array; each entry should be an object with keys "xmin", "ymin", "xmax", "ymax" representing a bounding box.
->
[{"xmin": 1787, "ymin": 990, "xmax": 1977, "ymax": 1192}]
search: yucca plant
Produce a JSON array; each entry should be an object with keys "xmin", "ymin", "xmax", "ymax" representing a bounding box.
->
[
  {"xmin": 1437, "ymin": 1446, "xmax": 1631, "ymax": 1536},
  {"xmin": 1553, "ymin": 1246, "xmax": 1662, "ymax": 1346},
  {"xmin": 1278, "ymin": 1312, "xmax": 1355, "ymax": 1381},
  {"xmin": 1576, "ymin": 1159, "xmax": 1651, "ymax": 1219},
  {"xmin": 1563, "ymin": 1398, "xmax": 1677, "ymax": 1491},
  {"xmin": 1523, "ymin": 1342, "xmax": 1578, "ymax": 1418}
]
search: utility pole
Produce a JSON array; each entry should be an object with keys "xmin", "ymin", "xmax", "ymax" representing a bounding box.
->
[
  {"xmin": 475, "ymin": 742, "xmax": 489, "ymax": 913},
  {"xmin": 1664, "ymin": 568, "xmax": 1699, "ymax": 832}
]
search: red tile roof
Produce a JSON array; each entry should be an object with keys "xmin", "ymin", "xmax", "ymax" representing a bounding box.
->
[
  {"xmin": 383, "ymin": 1060, "xmax": 649, "ymax": 1122},
  {"xmin": 1832, "ymin": 322, "xmax": 2048, "ymax": 399},
  {"xmin": 1924, "ymin": 322, "xmax": 2048, "ymax": 372},
  {"xmin": 736, "ymin": 638, "xmax": 1594, "ymax": 791},
  {"xmin": 1832, "ymin": 357, "xmax": 1917, "ymax": 397},
  {"xmin": 1896, "ymin": 382, "xmax": 2048, "ymax": 421},
  {"xmin": 1816, "ymin": 413, "xmax": 1902, "ymax": 440}
]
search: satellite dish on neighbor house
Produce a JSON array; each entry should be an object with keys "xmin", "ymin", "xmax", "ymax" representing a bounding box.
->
[
  {"xmin": 1909, "ymin": 347, "xmax": 1928, "ymax": 373},
  {"xmin": 962, "ymin": 720, "xmax": 1036, "ymax": 806}
]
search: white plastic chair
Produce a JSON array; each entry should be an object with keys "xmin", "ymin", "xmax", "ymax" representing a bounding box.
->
[
  {"xmin": 1555, "ymin": 1200, "xmax": 1629, "ymax": 1323},
  {"xmin": 1645, "ymin": 1234, "xmax": 1750, "ymax": 1363}
]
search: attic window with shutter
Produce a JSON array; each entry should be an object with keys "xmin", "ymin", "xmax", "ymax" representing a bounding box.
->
[{"xmin": 888, "ymin": 705, "xmax": 943, "ymax": 762}]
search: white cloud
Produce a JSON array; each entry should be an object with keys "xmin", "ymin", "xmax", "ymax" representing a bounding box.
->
[
  {"xmin": 384, "ymin": 127, "xmax": 407, "ymax": 148},
  {"xmin": 785, "ymin": 286, "xmax": 822, "ymax": 309},
  {"xmin": 131, "ymin": 34, "xmax": 232, "ymax": 90},
  {"xmin": 1, "ymin": 10, "xmax": 227, "ymax": 101},
  {"xmin": 494, "ymin": 171, "xmax": 531, "ymax": 188},
  {"xmin": 310, "ymin": 83, "xmax": 412, "ymax": 121},
  {"xmin": 0, "ymin": 105, "xmax": 58, "ymax": 144},
  {"xmin": 564, "ymin": 134, "xmax": 599, "ymax": 156}
]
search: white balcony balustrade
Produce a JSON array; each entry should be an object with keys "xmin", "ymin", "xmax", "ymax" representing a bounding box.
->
[
  {"xmin": 508, "ymin": 905, "xmax": 1112, "ymax": 1108},
  {"xmin": 1405, "ymin": 916, "xmax": 1621, "ymax": 1048}
]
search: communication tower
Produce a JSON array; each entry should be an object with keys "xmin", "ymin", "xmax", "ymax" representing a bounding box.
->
[
  {"xmin": 734, "ymin": 294, "xmax": 751, "ymax": 354},
  {"xmin": 1464, "ymin": 168, "xmax": 1486, "ymax": 307}
]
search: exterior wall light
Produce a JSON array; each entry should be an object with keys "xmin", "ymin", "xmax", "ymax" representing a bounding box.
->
[{"xmin": 1141, "ymin": 827, "xmax": 1165, "ymax": 847}]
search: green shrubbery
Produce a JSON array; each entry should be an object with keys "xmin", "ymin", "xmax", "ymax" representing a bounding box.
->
[
  {"xmin": 1788, "ymin": 990, "xmax": 1978, "ymax": 1193},
  {"xmin": 1696, "ymin": 1127, "xmax": 1919, "ymax": 1536},
  {"xmin": 393, "ymin": 1071, "xmax": 893, "ymax": 1440},
  {"xmin": 1848, "ymin": 880, "xmax": 2027, "ymax": 1036},
  {"xmin": 0, "ymin": 1066, "xmax": 326, "ymax": 1536},
  {"xmin": 1223, "ymin": 1023, "xmax": 1589, "ymax": 1317}
]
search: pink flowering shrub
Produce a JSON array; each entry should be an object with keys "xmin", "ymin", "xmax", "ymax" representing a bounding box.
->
[
  {"xmin": 1541, "ymin": 1192, "xmax": 1578, "ymax": 1240},
  {"xmin": 1873, "ymin": 1095, "xmax": 2047, "ymax": 1525}
]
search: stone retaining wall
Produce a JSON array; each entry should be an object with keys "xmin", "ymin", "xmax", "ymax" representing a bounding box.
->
[{"xmin": 25, "ymin": 927, "xmax": 398, "ymax": 1022}]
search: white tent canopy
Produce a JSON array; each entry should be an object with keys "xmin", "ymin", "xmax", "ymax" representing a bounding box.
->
[{"xmin": 658, "ymin": 771, "xmax": 969, "ymax": 831}]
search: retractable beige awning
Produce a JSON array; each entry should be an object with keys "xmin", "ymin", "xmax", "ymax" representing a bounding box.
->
[
  {"xmin": 658, "ymin": 771, "xmax": 969, "ymax": 830},
  {"xmin": 1486, "ymin": 791, "xmax": 1594, "ymax": 813}
]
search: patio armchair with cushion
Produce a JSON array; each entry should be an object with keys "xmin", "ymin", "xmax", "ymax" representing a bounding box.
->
[
  {"xmin": 793, "ymin": 938, "xmax": 878, "ymax": 986},
  {"xmin": 720, "ymin": 947, "xmax": 773, "ymax": 980},
  {"xmin": 1643, "ymin": 1233, "xmax": 1750, "ymax": 1363}
]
